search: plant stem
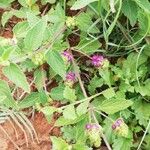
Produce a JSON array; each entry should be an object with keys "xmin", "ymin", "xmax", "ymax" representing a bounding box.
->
[
  {"xmin": 137, "ymin": 119, "xmax": 150, "ymax": 150},
  {"xmin": 0, "ymin": 125, "xmax": 21, "ymax": 150},
  {"xmin": 59, "ymin": 90, "xmax": 105, "ymax": 110},
  {"xmin": 91, "ymin": 111, "xmax": 112, "ymax": 150},
  {"xmin": 94, "ymin": 109, "xmax": 114, "ymax": 123},
  {"xmin": 71, "ymin": 52, "xmax": 112, "ymax": 149},
  {"xmin": 109, "ymin": 0, "xmax": 116, "ymax": 13}
]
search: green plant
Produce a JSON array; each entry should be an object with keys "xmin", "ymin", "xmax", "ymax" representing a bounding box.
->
[{"xmin": 0, "ymin": 0, "xmax": 150, "ymax": 149}]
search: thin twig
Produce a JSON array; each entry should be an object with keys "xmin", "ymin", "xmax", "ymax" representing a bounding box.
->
[
  {"xmin": 91, "ymin": 111, "xmax": 112, "ymax": 150},
  {"xmin": 94, "ymin": 109, "xmax": 114, "ymax": 123},
  {"xmin": 8, "ymin": 119, "xmax": 19, "ymax": 140},
  {"xmin": 71, "ymin": 53, "xmax": 88, "ymax": 98},
  {"xmin": 110, "ymin": 0, "xmax": 116, "ymax": 13},
  {"xmin": 70, "ymin": 50, "xmax": 112, "ymax": 149},
  {"xmin": 137, "ymin": 119, "xmax": 150, "ymax": 150},
  {"xmin": 0, "ymin": 125, "xmax": 21, "ymax": 150}
]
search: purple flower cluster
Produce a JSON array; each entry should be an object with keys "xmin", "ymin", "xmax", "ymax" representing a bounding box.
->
[
  {"xmin": 62, "ymin": 51, "xmax": 73, "ymax": 62},
  {"xmin": 85, "ymin": 123, "xmax": 99, "ymax": 131},
  {"xmin": 66, "ymin": 71, "xmax": 76, "ymax": 82},
  {"xmin": 112, "ymin": 118, "xmax": 123, "ymax": 130},
  {"xmin": 91, "ymin": 55, "xmax": 104, "ymax": 67}
]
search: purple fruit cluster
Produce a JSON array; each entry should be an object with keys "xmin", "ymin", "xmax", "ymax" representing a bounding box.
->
[
  {"xmin": 112, "ymin": 118, "xmax": 123, "ymax": 130},
  {"xmin": 62, "ymin": 50, "xmax": 106, "ymax": 68},
  {"xmin": 62, "ymin": 51, "xmax": 107, "ymax": 84},
  {"xmin": 65, "ymin": 71, "xmax": 76, "ymax": 82},
  {"xmin": 85, "ymin": 123, "xmax": 100, "ymax": 131},
  {"xmin": 62, "ymin": 51, "xmax": 73, "ymax": 62},
  {"xmin": 91, "ymin": 55, "xmax": 104, "ymax": 67}
]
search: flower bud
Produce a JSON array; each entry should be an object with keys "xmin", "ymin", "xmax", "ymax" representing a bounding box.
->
[
  {"xmin": 31, "ymin": 52, "xmax": 45, "ymax": 66},
  {"xmin": 85, "ymin": 123, "xmax": 102, "ymax": 148},
  {"xmin": 112, "ymin": 118, "xmax": 129, "ymax": 137},
  {"xmin": 102, "ymin": 58, "xmax": 109, "ymax": 69},
  {"xmin": 66, "ymin": 16, "xmax": 77, "ymax": 28},
  {"xmin": 65, "ymin": 71, "xmax": 76, "ymax": 87},
  {"xmin": 62, "ymin": 51, "xmax": 73, "ymax": 63},
  {"xmin": 91, "ymin": 55, "xmax": 104, "ymax": 67}
]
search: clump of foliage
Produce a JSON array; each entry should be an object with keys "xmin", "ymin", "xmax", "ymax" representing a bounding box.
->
[{"xmin": 0, "ymin": 0, "xmax": 150, "ymax": 149}]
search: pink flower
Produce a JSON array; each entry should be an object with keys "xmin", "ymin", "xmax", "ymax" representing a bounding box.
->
[
  {"xmin": 112, "ymin": 118, "xmax": 123, "ymax": 130},
  {"xmin": 62, "ymin": 51, "xmax": 73, "ymax": 62},
  {"xmin": 85, "ymin": 123, "xmax": 100, "ymax": 131},
  {"xmin": 91, "ymin": 55, "xmax": 104, "ymax": 67},
  {"xmin": 85, "ymin": 123, "xmax": 92, "ymax": 130},
  {"xmin": 66, "ymin": 71, "xmax": 76, "ymax": 82}
]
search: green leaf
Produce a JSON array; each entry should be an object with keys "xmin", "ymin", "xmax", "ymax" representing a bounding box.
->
[
  {"xmin": 63, "ymin": 105, "xmax": 77, "ymax": 120},
  {"xmin": 26, "ymin": 12, "xmax": 40, "ymax": 27},
  {"xmin": 48, "ymin": 4, "xmax": 65, "ymax": 24},
  {"xmin": 76, "ymin": 38, "xmax": 101, "ymax": 54},
  {"xmin": 24, "ymin": 16, "xmax": 47, "ymax": 51},
  {"xmin": 1, "ymin": 46, "xmax": 14, "ymax": 61},
  {"xmin": 1, "ymin": 11, "xmax": 13, "ymax": 26},
  {"xmin": 103, "ymin": 119, "xmax": 114, "ymax": 143},
  {"xmin": 99, "ymin": 99, "xmax": 133, "ymax": 114},
  {"xmin": 132, "ymin": 99, "xmax": 150, "ymax": 126},
  {"xmin": 50, "ymin": 84, "xmax": 65, "ymax": 101},
  {"xmin": 63, "ymin": 86, "xmax": 77, "ymax": 102},
  {"xmin": 39, "ymin": 91, "xmax": 48, "ymax": 104},
  {"xmin": 0, "ymin": 80, "xmax": 17, "ymax": 108},
  {"xmin": 55, "ymin": 115, "xmax": 86, "ymax": 126},
  {"xmin": 99, "ymin": 68, "xmax": 112, "ymax": 87},
  {"xmin": 41, "ymin": 106, "xmax": 56, "ymax": 116},
  {"xmin": 138, "ymin": 11, "xmax": 150, "ymax": 33},
  {"xmin": 62, "ymin": 118, "xmax": 88, "ymax": 143},
  {"xmin": 46, "ymin": 50, "xmax": 66, "ymax": 78},
  {"xmin": 88, "ymin": 76, "xmax": 103, "ymax": 94},
  {"xmin": 73, "ymin": 143, "xmax": 90, "ymax": 150},
  {"xmin": 0, "ymin": 0, "xmax": 14, "ymax": 8},
  {"xmin": 13, "ymin": 21, "xmax": 29, "ymax": 38},
  {"xmin": 113, "ymin": 137, "xmax": 132, "ymax": 150},
  {"xmin": 71, "ymin": 0, "xmax": 98, "ymax": 10},
  {"xmin": 34, "ymin": 68, "xmax": 46, "ymax": 91},
  {"xmin": 102, "ymin": 88, "xmax": 115, "ymax": 99},
  {"xmin": 18, "ymin": 92, "xmax": 40, "ymax": 109},
  {"xmin": 76, "ymin": 12, "xmax": 99, "ymax": 33},
  {"xmin": 122, "ymin": 0, "xmax": 138, "ymax": 26},
  {"xmin": 18, "ymin": 0, "xmax": 37, "ymax": 7},
  {"xmin": 76, "ymin": 101, "xmax": 89, "ymax": 116},
  {"xmin": 51, "ymin": 136, "xmax": 69, "ymax": 150},
  {"xmin": 135, "ymin": 80, "xmax": 150, "ymax": 96},
  {"xmin": 0, "ymin": 96, "xmax": 6, "ymax": 104},
  {"xmin": 42, "ymin": 0, "xmax": 56, "ymax": 4},
  {"xmin": 134, "ymin": 0, "xmax": 150, "ymax": 13},
  {"xmin": 3, "ymin": 63, "xmax": 30, "ymax": 93}
]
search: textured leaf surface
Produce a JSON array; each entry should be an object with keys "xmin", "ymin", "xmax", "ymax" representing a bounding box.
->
[
  {"xmin": 99, "ymin": 99, "xmax": 133, "ymax": 114},
  {"xmin": 63, "ymin": 86, "xmax": 77, "ymax": 102},
  {"xmin": 18, "ymin": 92, "xmax": 39, "ymax": 109},
  {"xmin": 113, "ymin": 137, "xmax": 132, "ymax": 150},
  {"xmin": 122, "ymin": 0, "xmax": 138, "ymax": 26},
  {"xmin": 24, "ymin": 17, "xmax": 47, "ymax": 51},
  {"xmin": 63, "ymin": 105, "xmax": 77, "ymax": 120},
  {"xmin": 51, "ymin": 136, "xmax": 69, "ymax": 150},
  {"xmin": 46, "ymin": 50, "xmax": 66, "ymax": 78},
  {"xmin": 3, "ymin": 63, "xmax": 30, "ymax": 93},
  {"xmin": 71, "ymin": 0, "xmax": 97, "ymax": 10},
  {"xmin": 0, "ymin": 80, "xmax": 17, "ymax": 108}
]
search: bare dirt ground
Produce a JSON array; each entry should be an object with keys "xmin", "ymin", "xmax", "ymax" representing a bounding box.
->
[{"xmin": 0, "ymin": 112, "xmax": 60, "ymax": 150}]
